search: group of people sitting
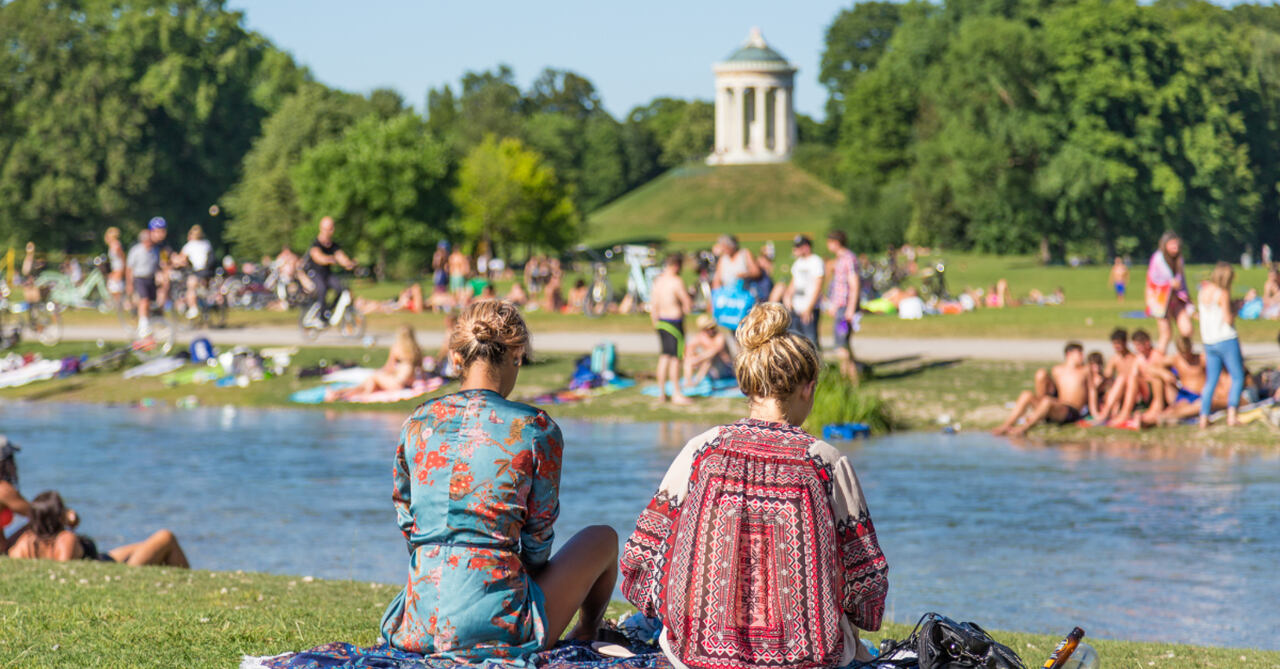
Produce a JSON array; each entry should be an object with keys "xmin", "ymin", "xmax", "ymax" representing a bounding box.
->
[
  {"xmin": 372, "ymin": 300, "xmax": 888, "ymax": 667},
  {"xmin": 996, "ymin": 323, "xmax": 1279, "ymax": 437},
  {"xmin": 0, "ymin": 438, "xmax": 188, "ymax": 568}
]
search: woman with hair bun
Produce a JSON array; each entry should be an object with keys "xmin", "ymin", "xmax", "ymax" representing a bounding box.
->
[
  {"xmin": 621, "ymin": 303, "xmax": 889, "ymax": 668},
  {"xmin": 380, "ymin": 300, "xmax": 619, "ymax": 662}
]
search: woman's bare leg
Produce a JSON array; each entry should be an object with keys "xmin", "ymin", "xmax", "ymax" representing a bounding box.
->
[
  {"xmin": 108, "ymin": 529, "xmax": 188, "ymax": 568},
  {"xmin": 532, "ymin": 525, "xmax": 618, "ymax": 646}
]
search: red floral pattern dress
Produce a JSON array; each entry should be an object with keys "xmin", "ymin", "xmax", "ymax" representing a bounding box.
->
[
  {"xmin": 620, "ymin": 419, "xmax": 888, "ymax": 669},
  {"xmin": 380, "ymin": 389, "xmax": 563, "ymax": 662}
]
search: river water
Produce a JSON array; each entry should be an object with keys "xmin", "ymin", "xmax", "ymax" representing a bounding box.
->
[{"xmin": 3, "ymin": 402, "xmax": 1277, "ymax": 650}]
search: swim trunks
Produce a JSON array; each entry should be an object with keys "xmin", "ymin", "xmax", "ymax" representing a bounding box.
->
[
  {"xmin": 834, "ymin": 313, "xmax": 860, "ymax": 349},
  {"xmin": 1115, "ymin": 282, "xmax": 1126, "ymax": 297},
  {"xmin": 655, "ymin": 319, "xmax": 684, "ymax": 358},
  {"xmin": 1174, "ymin": 386, "xmax": 1201, "ymax": 405},
  {"xmin": 449, "ymin": 273, "xmax": 466, "ymax": 293},
  {"xmin": 1052, "ymin": 405, "xmax": 1086, "ymax": 424}
]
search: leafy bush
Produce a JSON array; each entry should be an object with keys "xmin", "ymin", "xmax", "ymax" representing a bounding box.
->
[{"xmin": 804, "ymin": 367, "xmax": 894, "ymax": 436}]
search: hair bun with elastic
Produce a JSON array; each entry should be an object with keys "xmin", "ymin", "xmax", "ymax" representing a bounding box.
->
[
  {"xmin": 471, "ymin": 321, "xmax": 499, "ymax": 342},
  {"xmin": 735, "ymin": 303, "xmax": 791, "ymax": 351}
]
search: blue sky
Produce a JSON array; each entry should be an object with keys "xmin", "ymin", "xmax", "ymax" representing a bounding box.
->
[{"xmin": 228, "ymin": 1, "xmax": 849, "ymax": 120}]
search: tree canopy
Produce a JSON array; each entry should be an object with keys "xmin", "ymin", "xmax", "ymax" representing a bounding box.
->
[{"xmin": 819, "ymin": 0, "xmax": 1280, "ymax": 260}]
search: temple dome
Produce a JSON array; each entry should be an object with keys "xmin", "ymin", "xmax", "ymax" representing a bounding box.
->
[{"xmin": 715, "ymin": 28, "xmax": 795, "ymax": 72}]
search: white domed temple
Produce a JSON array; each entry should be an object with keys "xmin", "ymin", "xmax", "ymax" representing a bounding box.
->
[{"xmin": 707, "ymin": 27, "xmax": 797, "ymax": 165}]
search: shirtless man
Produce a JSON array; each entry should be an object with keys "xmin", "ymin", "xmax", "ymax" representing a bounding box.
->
[
  {"xmin": 650, "ymin": 253, "xmax": 692, "ymax": 405},
  {"xmin": 1109, "ymin": 329, "xmax": 1162, "ymax": 424},
  {"xmin": 1137, "ymin": 336, "xmax": 1225, "ymax": 426},
  {"xmin": 1109, "ymin": 257, "xmax": 1129, "ymax": 302},
  {"xmin": 993, "ymin": 342, "xmax": 1091, "ymax": 436},
  {"xmin": 1096, "ymin": 329, "xmax": 1137, "ymax": 420}
]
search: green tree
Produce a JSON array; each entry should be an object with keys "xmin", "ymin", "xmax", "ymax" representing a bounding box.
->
[
  {"xmin": 291, "ymin": 114, "xmax": 451, "ymax": 278},
  {"xmin": 452, "ymin": 136, "xmax": 580, "ymax": 255},
  {"xmin": 660, "ymin": 101, "xmax": 715, "ymax": 166},
  {"xmin": 820, "ymin": 1, "xmax": 911, "ymax": 127},
  {"xmin": 455, "ymin": 66, "xmax": 526, "ymax": 149},
  {"xmin": 0, "ymin": 0, "xmax": 302, "ymax": 250},
  {"xmin": 223, "ymin": 85, "xmax": 372, "ymax": 259}
]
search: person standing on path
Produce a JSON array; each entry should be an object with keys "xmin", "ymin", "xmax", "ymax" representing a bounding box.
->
[
  {"xmin": 650, "ymin": 253, "xmax": 693, "ymax": 405},
  {"xmin": 784, "ymin": 235, "xmax": 825, "ymax": 348},
  {"xmin": 1197, "ymin": 262, "xmax": 1245, "ymax": 428},
  {"xmin": 104, "ymin": 227, "xmax": 126, "ymax": 309},
  {"xmin": 1145, "ymin": 231, "xmax": 1193, "ymax": 355},
  {"xmin": 448, "ymin": 245, "xmax": 472, "ymax": 306},
  {"xmin": 125, "ymin": 218, "xmax": 167, "ymax": 336},
  {"xmin": 826, "ymin": 229, "xmax": 862, "ymax": 383}
]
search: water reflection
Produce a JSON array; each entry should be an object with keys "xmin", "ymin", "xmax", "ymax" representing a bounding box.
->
[{"xmin": 2, "ymin": 403, "xmax": 1277, "ymax": 650}]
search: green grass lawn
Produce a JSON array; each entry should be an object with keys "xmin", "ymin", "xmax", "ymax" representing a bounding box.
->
[
  {"xmin": 2, "ymin": 559, "xmax": 1277, "ymax": 668},
  {"xmin": 585, "ymin": 162, "xmax": 845, "ymax": 247}
]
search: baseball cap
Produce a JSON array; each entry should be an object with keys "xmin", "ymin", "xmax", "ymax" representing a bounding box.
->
[
  {"xmin": 793, "ymin": 234, "xmax": 812, "ymax": 248},
  {"xmin": 695, "ymin": 314, "xmax": 716, "ymax": 331},
  {"xmin": 148, "ymin": 217, "xmax": 167, "ymax": 230}
]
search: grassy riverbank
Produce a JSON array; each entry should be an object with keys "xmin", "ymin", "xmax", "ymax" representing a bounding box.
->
[
  {"xmin": 2, "ymin": 340, "xmax": 1277, "ymax": 448},
  {"xmin": 2, "ymin": 560, "xmax": 1277, "ymax": 668}
]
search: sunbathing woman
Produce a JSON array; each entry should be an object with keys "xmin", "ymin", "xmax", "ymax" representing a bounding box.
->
[
  {"xmin": 7, "ymin": 490, "xmax": 188, "ymax": 567},
  {"xmin": 380, "ymin": 300, "xmax": 618, "ymax": 661},
  {"xmin": 327, "ymin": 325, "xmax": 424, "ymax": 402},
  {"xmin": 621, "ymin": 303, "xmax": 889, "ymax": 668}
]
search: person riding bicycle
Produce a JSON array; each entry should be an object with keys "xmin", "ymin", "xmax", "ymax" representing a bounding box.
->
[
  {"xmin": 175, "ymin": 224, "xmax": 214, "ymax": 320},
  {"xmin": 302, "ymin": 216, "xmax": 356, "ymax": 324}
]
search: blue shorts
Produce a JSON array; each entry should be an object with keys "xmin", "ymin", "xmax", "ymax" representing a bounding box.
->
[{"xmin": 1114, "ymin": 283, "xmax": 1126, "ymax": 296}]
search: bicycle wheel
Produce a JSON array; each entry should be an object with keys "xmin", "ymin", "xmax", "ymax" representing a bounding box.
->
[
  {"xmin": 338, "ymin": 308, "xmax": 366, "ymax": 339},
  {"xmin": 299, "ymin": 302, "xmax": 322, "ymax": 340},
  {"xmin": 29, "ymin": 302, "xmax": 62, "ymax": 346},
  {"xmin": 131, "ymin": 316, "xmax": 176, "ymax": 362}
]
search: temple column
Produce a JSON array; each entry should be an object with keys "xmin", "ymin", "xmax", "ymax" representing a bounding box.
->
[
  {"xmin": 752, "ymin": 84, "xmax": 767, "ymax": 153},
  {"xmin": 713, "ymin": 86, "xmax": 725, "ymax": 153},
  {"xmin": 734, "ymin": 85, "xmax": 747, "ymax": 153},
  {"xmin": 774, "ymin": 86, "xmax": 790, "ymax": 155}
]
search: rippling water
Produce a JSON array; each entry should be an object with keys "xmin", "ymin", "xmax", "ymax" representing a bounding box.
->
[{"xmin": 3, "ymin": 402, "xmax": 1277, "ymax": 650}]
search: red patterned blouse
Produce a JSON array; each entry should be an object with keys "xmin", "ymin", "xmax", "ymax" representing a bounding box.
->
[{"xmin": 620, "ymin": 419, "xmax": 888, "ymax": 669}]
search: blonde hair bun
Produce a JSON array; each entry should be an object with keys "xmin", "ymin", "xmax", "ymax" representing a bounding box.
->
[
  {"xmin": 736, "ymin": 303, "xmax": 792, "ymax": 351},
  {"xmin": 450, "ymin": 300, "xmax": 530, "ymax": 371},
  {"xmin": 733, "ymin": 303, "xmax": 820, "ymax": 399}
]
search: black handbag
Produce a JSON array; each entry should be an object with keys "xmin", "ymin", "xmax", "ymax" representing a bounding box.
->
[{"xmin": 864, "ymin": 613, "xmax": 1026, "ymax": 669}]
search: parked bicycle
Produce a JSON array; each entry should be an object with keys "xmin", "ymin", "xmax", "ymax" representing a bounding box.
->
[{"xmin": 0, "ymin": 280, "xmax": 62, "ymax": 348}]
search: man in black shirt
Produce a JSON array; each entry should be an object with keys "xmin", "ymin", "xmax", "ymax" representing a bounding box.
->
[{"xmin": 302, "ymin": 216, "xmax": 356, "ymax": 320}]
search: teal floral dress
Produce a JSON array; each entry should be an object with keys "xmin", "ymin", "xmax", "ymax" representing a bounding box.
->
[{"xmin": 380, "ymin": 388, "xmax": 564, "ymax": 662}]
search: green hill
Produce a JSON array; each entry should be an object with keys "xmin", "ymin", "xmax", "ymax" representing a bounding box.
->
[{"xmin": 585, "ymin": 162, "xmax": 845, "ymax": 247}]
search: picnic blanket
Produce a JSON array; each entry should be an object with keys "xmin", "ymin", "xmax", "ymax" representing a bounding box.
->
[
  {"xmin": 123, "ymin": 356, "xmax": 186, "ymax": 379},
  {"xmin": 0, "ymin": 358, "xmax": 62, "ymax": 388},
  {"xmin": 289, "ymin": 377, "xmax": 447, "ymax": 405},
  {"xmin": 527, "ymin": 378, "xmax": 636, "ymax": 405},
  {"xmin": 640, "ymin": 377, "xmax": 744, "ymax": 399},
  {"xmin": 242, "ymin": 640, "xmax": 673, "ymax": 669}
]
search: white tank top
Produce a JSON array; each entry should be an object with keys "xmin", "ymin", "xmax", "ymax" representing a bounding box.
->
[{"xmin": 1197, "ymin": 285, "xmax": 1237, "ymax": 345}]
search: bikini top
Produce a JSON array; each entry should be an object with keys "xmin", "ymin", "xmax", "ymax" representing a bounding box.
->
[{"xmin": 1, "ymin": 506, "xmax": 12, "ymax": 529}]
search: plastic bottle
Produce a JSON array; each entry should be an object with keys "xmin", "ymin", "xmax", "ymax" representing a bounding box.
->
[
  {"xmin": 1042, "ymin": 627, "xmax": 1085, "ymax": 669},
  {"xmin": 1059, "ymin": 642, "xmax": 1099, "ymax": 669}
]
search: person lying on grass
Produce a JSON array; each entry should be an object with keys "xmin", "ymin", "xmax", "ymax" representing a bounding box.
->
[
  {"xmin": 326, "ymin": 325, "xmax": 425, "ymax": 402},
  {"xmin": 379, "ymin": 300, "xmax": 617, "ymax": 662},
  {"xmin": 993, "ymin": 342, "xmax": 1092, "ymax": 436},
  {"xmin": 621, "ymin": 303, "xmax": 888, "ymax": 668},
  {"xmin": 7, "ymin": 491, "xmax": 188, "ymax": 567}
]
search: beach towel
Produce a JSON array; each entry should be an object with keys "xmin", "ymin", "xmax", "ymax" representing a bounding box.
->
[
  {"xmin": 526, "ymin": 378, "xmax": 636, "ymax": 405},
  {"xmin": 1145, "ymin": 250, "xmax": 1186, "ymax": 319},
  {"xmin": 289, "ymin": 377, "xmax": 447, "ymax": 405},
  {"xmin": 1180, "ymin": 397, "xmax": 1277, "ymax": 425},
  {"xmin": 345, "ymin": 376, "xmax": 446, "ymax": 404},
  {"xmin": 0, "ymin": 358, "xmax": 62, "ymax": 388},
  {"xmin": 123, "ymin": 356, "xmax": 186, "ymax": 379},
  {"xmin": 321, "ymin": 367, "xmax": 377, "ymax": 384},
  {"xmin": 242, "ymin": 640, "xmax": 673, "ymax": 669},
  {"xmin": 640, "ymin": 377, "xmax": 744, "ymax": 399}
]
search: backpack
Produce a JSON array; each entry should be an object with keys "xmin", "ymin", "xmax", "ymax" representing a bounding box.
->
[{"xmin": 867, "ymin": 613, "xmax": 1025, "ymax": 669}]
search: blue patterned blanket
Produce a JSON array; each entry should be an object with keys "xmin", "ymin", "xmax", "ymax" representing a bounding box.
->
[{"xmin": 242, "ymin": 641, "xmax": 674, "ymax": 669}]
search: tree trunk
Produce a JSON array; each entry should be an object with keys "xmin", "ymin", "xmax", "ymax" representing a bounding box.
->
[{"xmin": 1039, "ymin": 237, "xmax": 1051, "ymax": 265}]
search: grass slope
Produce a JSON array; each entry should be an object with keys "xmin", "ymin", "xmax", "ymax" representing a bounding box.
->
[
  {"xmin": 2, "ymin": 560, "xmax": 1278, "ymax": 668},
  {"xmin": 586, "ymin": 163, "xmax": 845, "ymax": 246}
]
